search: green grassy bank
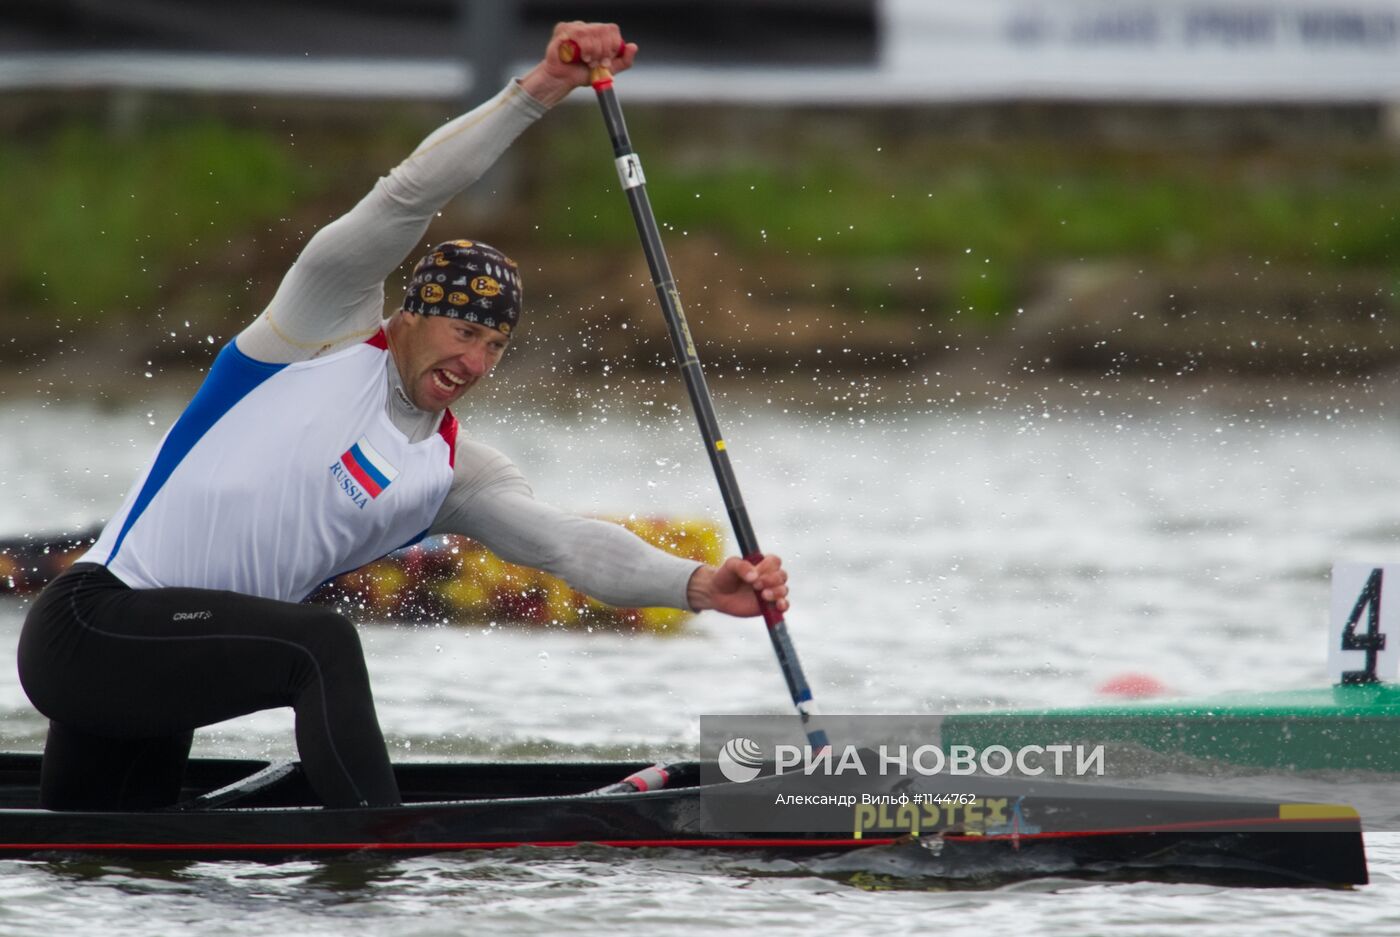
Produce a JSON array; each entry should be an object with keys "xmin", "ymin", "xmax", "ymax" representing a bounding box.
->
[{"xmin": 2, "ymin": 105, "xmax": 1396, "ymax": 332}]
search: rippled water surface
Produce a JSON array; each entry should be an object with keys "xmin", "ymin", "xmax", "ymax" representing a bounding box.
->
[{"xmin": 1, "ymin": 383, "xmax": 1398, "ymax": 935}]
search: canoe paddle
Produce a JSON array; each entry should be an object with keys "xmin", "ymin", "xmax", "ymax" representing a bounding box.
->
[{"xmin": 560, "ymin": 40, "xmax": 830, "ymax": 752}]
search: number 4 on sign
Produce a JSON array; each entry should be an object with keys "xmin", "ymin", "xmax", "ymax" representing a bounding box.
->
[{"xmin": 1328, "ymin": 564, "xmax": 1400, "ymax": 685}]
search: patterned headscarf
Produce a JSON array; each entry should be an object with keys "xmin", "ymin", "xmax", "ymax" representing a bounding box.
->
[{"xmin": 401, "ymin": 240, "xmax": 522, "ymax": 335}]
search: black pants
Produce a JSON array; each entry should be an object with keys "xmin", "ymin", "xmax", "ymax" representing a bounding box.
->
[{"xmin": 17, "ymin": 563, "xmax": 400, "ymax": 810}]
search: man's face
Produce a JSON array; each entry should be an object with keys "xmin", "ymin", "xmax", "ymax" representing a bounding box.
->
[{"xmin": 391, "ymin": 313, "xmax": 510, "ymax": 410}]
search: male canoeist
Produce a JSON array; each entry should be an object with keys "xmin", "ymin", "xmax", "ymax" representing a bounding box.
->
[{"xmin": 17, "ymin": 21, "xmax": 788, "ymax": 811}]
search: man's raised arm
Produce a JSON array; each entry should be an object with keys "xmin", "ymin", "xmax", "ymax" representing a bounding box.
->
[{"xmin": 236, "ymin": 22, "xmax": 636, "ymax": 364}]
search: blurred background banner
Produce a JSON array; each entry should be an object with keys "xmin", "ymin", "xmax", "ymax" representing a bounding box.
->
[
  {"xmin": 1, "ymin": 0, "xmax": 1397, "ymax": 398},
  {"xmin": 887, "ymin": 0, "xmax": 1400, "ymax": 103},
  {"xmin": 1, "ymin": 0, "xmax": 1395, "ymax": 103}
]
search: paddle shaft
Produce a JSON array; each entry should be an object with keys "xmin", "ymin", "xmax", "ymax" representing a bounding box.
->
[{"xmin": 564, "ymin": 44, "xmax": 828, "ymax": 749}]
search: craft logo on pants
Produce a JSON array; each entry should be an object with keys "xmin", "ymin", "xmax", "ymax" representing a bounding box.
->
[
  {"xmin": 717, "ymin": 737, "xmax": 765, "ymax": 783},
  {"xmin": 337, "ymin": 436, "xmax": 398, "ymax": 500}
]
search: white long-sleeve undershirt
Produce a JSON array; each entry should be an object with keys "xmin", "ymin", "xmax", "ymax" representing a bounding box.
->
[{"xmin": 233, "ymin": 81, "xmax": 700, "ymax": 611}]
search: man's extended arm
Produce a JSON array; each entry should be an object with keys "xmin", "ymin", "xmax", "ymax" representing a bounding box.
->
[
  {"xmin": 429, "ymin": 438, "xmax": 700, "ymax": 611},
  {"xmin": 431, "ymin": 437, "xmax": 791, "ymax": 615}
]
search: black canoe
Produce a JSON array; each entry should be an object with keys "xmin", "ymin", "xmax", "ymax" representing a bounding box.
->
[{"xmin": 0, "ymin": 753, "xmax": 1367, "ymax": 887}]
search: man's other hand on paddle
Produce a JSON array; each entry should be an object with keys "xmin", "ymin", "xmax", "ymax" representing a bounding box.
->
[{"xmin": 686, "ymin": 555, "xmax": 790, "ymax": 618}]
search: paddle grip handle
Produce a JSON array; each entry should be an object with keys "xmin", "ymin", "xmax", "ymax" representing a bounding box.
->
[{"xmin": 558, "ymin": 38, "xmax": 628, "ymax": 89}]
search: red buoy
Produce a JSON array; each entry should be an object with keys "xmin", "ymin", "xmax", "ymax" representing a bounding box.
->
[{"xmin": 1096, "ymin": 673, "xmax": 1169, "ymax": 699}]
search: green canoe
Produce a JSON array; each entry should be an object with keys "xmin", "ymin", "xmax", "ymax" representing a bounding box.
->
[{"xmin": 942, "ymin": 683, "xmax": 1400, "ymax": 773}]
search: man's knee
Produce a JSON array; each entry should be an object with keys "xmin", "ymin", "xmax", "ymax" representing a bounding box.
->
[
  {"xmin": 290, "ymin": 608, "xmax": 372, "ymax": 688},
  {"xmin": 40, "ymin": 722, "xmax": 191, "ymax": 811}
]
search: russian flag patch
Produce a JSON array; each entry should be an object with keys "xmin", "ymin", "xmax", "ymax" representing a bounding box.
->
[{"xmin": 339, "ymin": 435, "xmax": 398, "ymax": 498}]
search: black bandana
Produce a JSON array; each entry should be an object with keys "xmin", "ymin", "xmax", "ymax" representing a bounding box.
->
[{"xmin": 401, "ymin": 240, "xmax": 522, "ymax": 335}]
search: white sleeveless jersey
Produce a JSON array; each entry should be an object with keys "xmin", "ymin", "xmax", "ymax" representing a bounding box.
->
[{"xmin": 83, "ymin": 333, "xmax": 457, "ymax": 603}]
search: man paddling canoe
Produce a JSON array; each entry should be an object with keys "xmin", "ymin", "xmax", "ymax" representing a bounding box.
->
[{"xmin": 17, "ymin": 21, "xmax": 788, "ymax": 811}]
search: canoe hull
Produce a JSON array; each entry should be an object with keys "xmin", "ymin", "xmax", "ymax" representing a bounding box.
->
[{"xmin": 0, "ymin": 754, "xmax": 1368, "ymax": 886}]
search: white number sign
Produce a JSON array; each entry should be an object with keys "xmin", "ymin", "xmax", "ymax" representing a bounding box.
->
[{"xmin": 1329, "ymin": 563, "xmax": 1400, "ymax": 685}]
